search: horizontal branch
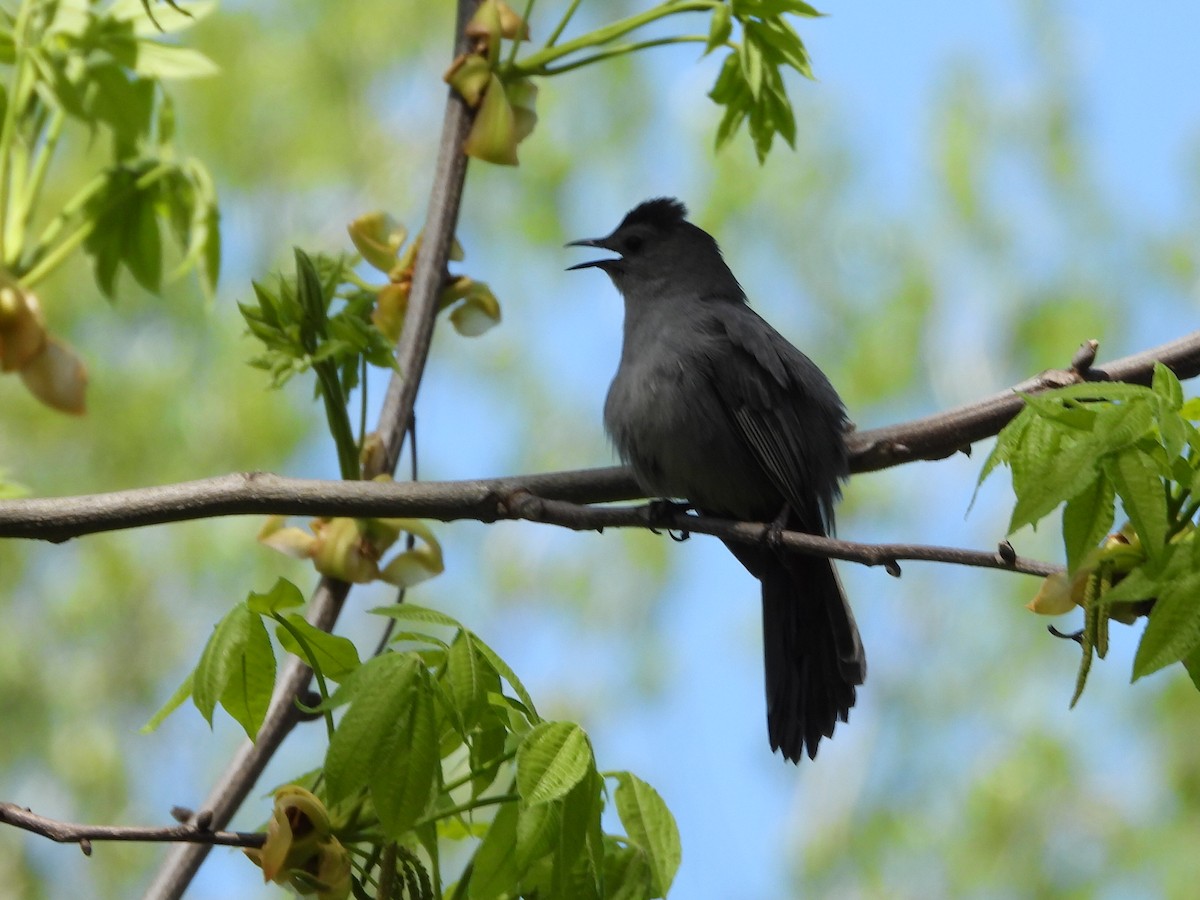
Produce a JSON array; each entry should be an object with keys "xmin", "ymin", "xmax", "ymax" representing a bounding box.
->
[
  {"xmin": 0, "ymin": 331, "xmax": 1197, "ymax": 546},
  {"xmin": 0, "ymin": 802, "xmax": 264, "ymax": 852},
  {"xmin": 506, "ymin": 495, "xmax": 1062, "ymax": 578}
]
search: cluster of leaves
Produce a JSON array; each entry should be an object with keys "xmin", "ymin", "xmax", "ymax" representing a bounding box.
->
[
  {"xmin": 239, "ymin": 249, "xmax": 396, "ymax": 479},
  {"xmin": 0, "ymin": 0, "xmax": 220, "ymax": 295},
  {"xmin": 705, "ymin": 0, "xmax": 819, "ymax": 160},
  {"xmin": 148, "ymin": 579, "xmax": 681, "ymax": 899},
  {"xmin": 463, "ymin": 0, "xmax": 823, "ymax": 164},
  {"xmin": 980, "ymin": 364, "xmax": 1200, "ymax": 701}
]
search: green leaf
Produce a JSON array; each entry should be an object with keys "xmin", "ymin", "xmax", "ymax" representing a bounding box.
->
[
  {"xmin": 110, "ymin": 0, "xmax": 218, "ymax": 35},
  {"xmin": 554, "ymin": 770, "xmax": 603, "ymax": 899},
  {"xmin": 1007, "ymin": 433, "xmax": 1097, "ymax": 533},
  {"xmin": 1106, "ymin": 449, "xmax": 1168, "ymax": 566},
  {"xmin": 976, "ymin": 407, "xmax": 1032, "ymax": 488},
  {"xmin": 371, "ymin": 603, "xmax": 464, "ymax": 629},
  {"xmin": 1091, "ymin": 400, "xmax": 1156, "ymax": 455},
  {"xmin": 274, "ymin": 613, "xmax": 362, "ymax": 681},
  {"xmin": 471, "ymin": 633, "xmax": 541, "ymax": 722},
  {"xmin": 706, "ymin": 3, "xmax": 732, "ymax": 54},
  {"xmin": 516, "ymin": 722, "xmax": 593, "ymax": 805},
  {"xmin": 324, "ymin": 653, "xmax": 421, "ymax": 803},
  {"xmin": 1180, "ymin": 397, "xmax": 1200, "ymax": 421},
  {"xmin": 469, "ymin": 798, "xmax": 520, "ymax": 900},
  {"xmin": 1182, "ymin": 642, "xmax": 1200, "ymax": 692},
  {"xmin": 738, "ymin": 39, "xmax": 764, "ymax": 99},
  {"xmin": 446, "ymin": 630, "xmax": 500, "ymax": 727},
  {"xmin": 612, "ymin": 772, "xmax": 681, "ymax": 897},
  {"xmin": 193, "ymin": 604, "xmax": 262, "ymax": 725},
  {"xmin": 603, "ymin": 838, "xmax": 655, "ymax": 900},
  {"xmin": 514, "ymin": 799, "xmax": 560, "ymax": 872},
  {"xmin": 1132, "ymin": 571, "xmax": 1200, "ymax": 679},
  {"xmin": 141, "ymin": 672, "xmax": 193, "ymax": 733},
  {"xmin": 373, "ymin": 682, "xmax": 440, "ymax": 839},
  {"xmin": 246, "ymin": 577, "xmax": 305, "ymax": 614},
  {"xmin": 218, "ymin": 614, "xmax": 275, "ymax": 739},
  {"xmin": 132, "ymin": 41, "xmax": 218, "ymax": 79},
  {"xmin": 1151, "ymin": 362, "xmax": 1184, "ymax": 410},
  {"xmin": 1062, "ymin": 476, "xmax": 1115, "ymax": 573}
]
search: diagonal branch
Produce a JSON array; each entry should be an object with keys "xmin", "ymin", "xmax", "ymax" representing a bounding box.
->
[{"xmin": 141, "ymin": 4, "xmax": 481, "ymax": 898}]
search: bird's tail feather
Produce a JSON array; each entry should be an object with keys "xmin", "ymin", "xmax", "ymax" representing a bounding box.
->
[{"xmin": 725, "ymin": 541, "xmax": 865, "ymax": 762}]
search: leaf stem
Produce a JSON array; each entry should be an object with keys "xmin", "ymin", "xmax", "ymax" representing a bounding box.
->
[
  {"xmin": 544, "ymin": 0, "xmax": 581, "ymax": 47},
  {"xmin": 513, "ymin": 1, "xmax": 715, "ymax": 76},
  {"xmin": 506, "ymin": 0, "xmax": 536, "ymax": 68},
  {"xmin": 0, "ymin": 0, "xmax": 37, "ymax": 266},
  {"xmin": 536, "ymin": 34, "xmax": 710, "ymax": 76},
  {"xmin": 272, "ymin": 612, "xmax": 337, "ymax": 741},
  {"xmin": 412, "ymin": 793, "xmax": 518, "ymax": 830}
]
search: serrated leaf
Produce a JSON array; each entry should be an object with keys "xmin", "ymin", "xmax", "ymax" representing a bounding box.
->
[
  {"xmin": 976, "ymin": 407, "xmax": 1032, "ymax": 487},
  {"xmin": 374, "ymin": 683, "xmax": 439, "ymax": 839},
  {"xmin": 469, "ymin": 798, "xmax": 520, "ymax": 900},
  {"xmin": 1091, "ymin": 400, "xmax": 1155, "ymax": 455},
  {"xmin": 1180, "ymin": 397, "xmax": 1200, "ymax": 421},
  {"xmin": 1151, "ymin": 361, "xmax": 1184, "ymax": 410},
  {"xmin": 1132, "ymin": 571, "xmax": 1200, "ymax": 679},
  {"xmin": 1106, "ymin": 449, "xmax": 1168, "ymax": 566},
  {"xmin": 612, "ymin": 772, "xmax": 681, "ymax": 897},
  {"xmin": 516, "ymin": 722, "xmax": 592, "ymax": 805},
  {"xmin": 472, "ymin": 635, "xmax": 540, "ymax": 723},
  {"xmin": 193, "ymin": 604, "xmax": 257, "ymax": 725},
  {"xmin": 246, "ymin": 577, "xmax": 306, "ymax": 614},
  {"xmin": 604, "ymin": 839, "xmax": 655, "ymax": 900},
  {"xmin": 371, "ymin": 602, "xmax": 463, "ymax": 629},
  {"xmin": 219, "ymin": 614, "xmax": 275, "ymax": 739},
  {"xmin": 1062, "ymin": 477, "xmax": 1115, "ymax": 573},
  {"xmin": 555, "ymin": 770, "xmax": 603, "ymax": 898},
  {"xmin": 324, "ymin": 653, "xmax": 421, "ymax": 803},
  {"xmin": 1008, "ymin": 434, "xmax": 1097, "ymax": 533},
  {"xmin": 1094, "ymin": 564, "xmax": 1159, "ymax": 607},
  {"xmin": 275, "ymin": 613, "xmax": 362, "ymax": 681}
]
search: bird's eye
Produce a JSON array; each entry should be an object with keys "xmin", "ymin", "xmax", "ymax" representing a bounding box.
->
[{"xmin": 623, "ymin": 235, "xmax": 643, "ymax": 255}]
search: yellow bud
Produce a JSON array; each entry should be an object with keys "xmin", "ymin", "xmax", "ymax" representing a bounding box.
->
[
  {"xmin": 463, "ymin": 74, "xmax": 519, "ymax": 166},
  {"xmin": 347, "ymin": 212, "xmax": 407, "ymax": 272},
  {"xmin": 444, "ymin": 52, "xmax": 493, "ymax": 107}
]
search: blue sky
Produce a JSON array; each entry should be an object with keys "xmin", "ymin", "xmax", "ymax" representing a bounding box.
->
[{"xmin": 161, "ymin": 2, "xmax": 1200, "ymax": 897}]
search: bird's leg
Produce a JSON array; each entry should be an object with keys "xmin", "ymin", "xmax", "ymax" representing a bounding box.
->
[
  {"xmin": 645, "ymin": 499, "xmax": 693, "ymax": 542},
  {"xmin": 764, "ymin": 503, "xmax": 792, "ymax": 556}
]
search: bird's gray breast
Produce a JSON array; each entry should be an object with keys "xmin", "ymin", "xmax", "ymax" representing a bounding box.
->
[{"xmin": 603, "ymin": 322, "xmax": 776, "ymax": 518}]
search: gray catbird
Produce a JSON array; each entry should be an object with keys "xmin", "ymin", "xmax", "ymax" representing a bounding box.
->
[{"xmin": 568, "ymin": 197, "xmax": 866, "ymax": 762}]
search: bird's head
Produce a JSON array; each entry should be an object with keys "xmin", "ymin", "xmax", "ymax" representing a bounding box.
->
[{"xmin": 567, "ymin": 197, "xmax": 742, "ymax": 301}]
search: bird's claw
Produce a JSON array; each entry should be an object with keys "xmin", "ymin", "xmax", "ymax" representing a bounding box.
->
[{"xmin": 645, "ymin": 499, "xmax": 692, "ymax": 541}]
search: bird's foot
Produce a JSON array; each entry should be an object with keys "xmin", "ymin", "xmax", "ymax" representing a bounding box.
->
[
  {"xmin": 645, "ymin": 499, "xmax": 692, "ymax": 542},
  {"xmin": 763, "ymin": 503, "xmax": 792, "ymax": 555}
]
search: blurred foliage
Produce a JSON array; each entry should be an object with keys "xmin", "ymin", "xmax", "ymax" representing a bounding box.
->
[{"xmin": 1, "ymin": 0, "xmax": 1199, "ymax": 898}]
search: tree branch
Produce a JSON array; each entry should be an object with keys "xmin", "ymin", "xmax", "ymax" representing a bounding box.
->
[
  {"xmin": 3, "ymin": 332, "xmax": 1197, "ymax": 545},
  {"xmin": 140, "ymin": 5, "xmax": 481, "ymax": 897},
  {"xmin": 0, "ymin": 802, "xmax": 263, "ymax": 852}
]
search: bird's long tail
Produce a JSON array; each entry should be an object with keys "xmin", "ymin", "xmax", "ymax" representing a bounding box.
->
[{"xmin": 725, "ymin": 540, "xmax": 866, "ymax": 762}]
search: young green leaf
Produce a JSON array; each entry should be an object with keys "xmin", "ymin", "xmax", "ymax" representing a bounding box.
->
[
  {"xmin": 1132, "ymin": 571, "xmax": 1200, "ymax": 679},
  {"xmin": 1105, "ymin": 449, "xmax": 1168, "ymax": 566},
  {"xmin": 611, "ymin": 772, "xmax": 681, "ymax": 898},
  {"xmin": 516, "ymin": 722, "xmax": 593, "ymax": 805},
  {"xmin": 191, "ymin": 604, "xmax": 275, "ymax": 738},
  {"xmin": 274, "ymin": 613, "xmax": 362, "ymax": 681},
  {"xmin": 246, "ymin": 577, "xmax": 306, "ymax": 614},
  {"xmin": 468, "ymin": 798, "xmax": 521, "ymax": 899},
  {"xmin": 1062, "ymin": 476, "xmax": 1115, "ymax": 573},
  {"xmin": 324, "ymin": 653, "xmax": 422, "ymax": 804}
]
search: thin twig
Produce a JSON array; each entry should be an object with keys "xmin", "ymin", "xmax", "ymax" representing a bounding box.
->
[
  {"xmin": 139, "ymin": 4, "xmax": 481, "ymax": 897},
  {"xmin": 0, "ymin": 802, "xmax": 264, "ymax": 851}
]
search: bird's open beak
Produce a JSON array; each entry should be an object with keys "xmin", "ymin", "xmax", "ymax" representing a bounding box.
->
[{"xmin": 565, "ymin": 237, "xmax": 617, "ymax": 271}]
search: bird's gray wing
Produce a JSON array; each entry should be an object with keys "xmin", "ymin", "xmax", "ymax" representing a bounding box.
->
[{"xmin": 704, "ymin": 306, "xmax": 848, "ymax": 531}]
